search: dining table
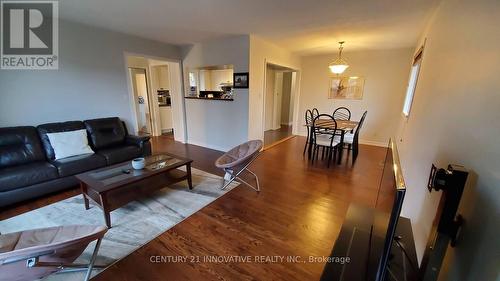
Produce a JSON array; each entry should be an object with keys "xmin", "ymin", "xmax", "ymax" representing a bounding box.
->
[{"xmin": 305, "ymin": 119, "xmax": 359, "ymax": 164}]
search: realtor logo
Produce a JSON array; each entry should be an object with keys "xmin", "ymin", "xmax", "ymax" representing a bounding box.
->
[{"xmin": 1, "ymin": 1, "xmax": 58, "ymax": 69}]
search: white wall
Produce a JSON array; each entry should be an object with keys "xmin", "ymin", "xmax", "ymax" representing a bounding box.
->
[
  {"xmin": 298, "ymin": 49, "xmax": 413, "ymax": 146},
  {"xmin": 182, "ymin": 35, "xmax": 249, "ymax": 151},
  {"xmin": 0, "ymin": 20, "xmax": 182, "ymax": 130},
  {"xmin": 396, "ymin": 0, "xmax": 500, "ymax": 280},
  {"xmin": 249, "ymin": 36, "xmax": 301, "ymax": 140}
]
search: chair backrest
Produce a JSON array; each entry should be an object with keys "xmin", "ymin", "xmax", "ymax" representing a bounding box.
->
[
  {"xmin": 305, "ymin": 109, "xmax": 313, "ymax": 126},
  {"xmin": 354, "ymin": 111, "xmax": 368, "ymax": 140},
  {"xmin": 312, "ymin": 108, "xmax": 320, "ymax": 119},
  {"xmin": 312, "ymin": 114, "xmax": 338, "ymax": 146},
  {"xmin": 333, "ymin": 107, "xmax": 351, "ymax": 120},
  {"xmin": 215, "ymin": 140, "xmax": 263, "ymax": 169}
]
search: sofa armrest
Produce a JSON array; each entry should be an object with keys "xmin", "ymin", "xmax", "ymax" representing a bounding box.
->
[
  {"xmin": 125, "ymin": 135, "xmax": 152, "ymax": 156},
  {"xmin": 125, "ymin": 135, "xmax": 150, "ymax": 146}
]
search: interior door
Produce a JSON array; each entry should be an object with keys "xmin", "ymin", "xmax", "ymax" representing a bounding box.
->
[
  {"xmin": 129, "ymin": 68, "xmax": 153, "ymax": 135},
  {"xmin": 272, "ymin": 72, "xmax": 283, "ymax": 130}
]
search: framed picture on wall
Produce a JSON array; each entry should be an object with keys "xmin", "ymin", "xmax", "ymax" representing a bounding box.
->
[
  {"xmin": 233, "ymin": 72, "xmax": 249, "ymax": 88},
  {"xmin": 328, "ymin": 76, "xmax": 365, "ymax": 100}
]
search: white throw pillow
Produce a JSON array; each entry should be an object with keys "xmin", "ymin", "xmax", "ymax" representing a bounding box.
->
[{"xmin": 46, "ymin": 129, "xmax": 94, "ymax": 160}]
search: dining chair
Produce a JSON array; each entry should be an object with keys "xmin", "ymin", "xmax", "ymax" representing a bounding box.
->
[
  {"xmin": 311, "ymin": 114, "xmax": 341, "ymax": 167},
  {"xmin": 312, "ymin": 108, "xmax": 320, "ymax": 119},
  {"xmin": 333, "ymin": 107, "xmax": 351, "ymax": 121},
  {"xmin": 335, "ymin": 111, "xmax": 367, "ymax": 164},
  {"xmin": 303, "ymin": 109, "xmax": 313, "ymax": 155}
]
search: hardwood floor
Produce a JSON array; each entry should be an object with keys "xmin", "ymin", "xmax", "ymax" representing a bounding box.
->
[
  {"xmin": 0, "ymin": 136, "xmax": 387, "ymax": 280},
  {"xmin": 264, "ymin": 125, "xmax": 293, "ymax": 148}
]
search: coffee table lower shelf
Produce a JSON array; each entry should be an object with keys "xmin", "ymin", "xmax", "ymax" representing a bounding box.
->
[{"xmin": 79, "ymin": 168, "xmax": 192, "ymax": 228}]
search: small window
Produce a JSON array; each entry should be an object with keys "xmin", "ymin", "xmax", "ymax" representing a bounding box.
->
[{"xmin": 402, "ymin": 47, "xmax": 424, "ymax": 117}]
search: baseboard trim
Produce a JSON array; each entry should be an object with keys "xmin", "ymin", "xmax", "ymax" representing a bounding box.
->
[
  {"xmin": 263, "ymin": 135, "xmax": 296, "ymax": 151},
  {"xmin": 359, "ymin": 139, "xmax": 388, "ymax": 147},
  {"xmin": 186, "ymin": 140, "xmax": 228, "ymax": 152}
]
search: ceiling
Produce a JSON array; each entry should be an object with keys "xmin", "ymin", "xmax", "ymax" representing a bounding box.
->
[{"xmin": 60, "ymin": 0, "xmax": 439, "ymax": 55}]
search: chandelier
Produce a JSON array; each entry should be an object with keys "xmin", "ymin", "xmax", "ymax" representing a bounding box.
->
[{"xmin": 329, "ymin": 41, "xmax": 349, "ymax": 74}]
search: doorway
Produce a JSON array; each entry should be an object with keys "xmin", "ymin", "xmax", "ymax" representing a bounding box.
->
[
  {"xmin": 125, "ymin": 54, "xmax": 186, "ymax": 142},
  {"xmin": 263, "ymin": 63, "xmax": 296, "ymax": 149}
]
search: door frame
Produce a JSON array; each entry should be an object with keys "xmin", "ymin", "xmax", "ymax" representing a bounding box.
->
[
  {"xmin": 123, "ymin": 52, "xmax": 187, "ymax": 143},
  {"xmin": 262, "ymin": 61, "xmax": 299, "ymax": 138}
]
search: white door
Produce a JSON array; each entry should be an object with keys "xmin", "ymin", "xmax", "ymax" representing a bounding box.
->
[{"xmin": 272, "ymin": 72, "xmax": 283, "ymax": 130}]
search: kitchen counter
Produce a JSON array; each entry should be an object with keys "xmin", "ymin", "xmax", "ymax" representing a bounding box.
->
[{"xmin": 185, "ymin": 96, "xmax": 233, "ymax": 101}]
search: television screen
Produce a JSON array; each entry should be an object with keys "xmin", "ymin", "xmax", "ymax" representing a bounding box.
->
[
  {"xmin": 319, "ymin": 138, "xmax": 408, "ymax": 281},
  {"xmin": 372, "ymin": 139, "xmax": 407, "ymax": 281}
]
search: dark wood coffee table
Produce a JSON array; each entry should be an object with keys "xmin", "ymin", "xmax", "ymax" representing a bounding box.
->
[{"xmin": 76, "ymin": 154, "xmax": 193, "ymax": 228}]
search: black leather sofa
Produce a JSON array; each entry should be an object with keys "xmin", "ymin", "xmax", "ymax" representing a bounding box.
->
[{"xmin": 0, "ymin": 117, "xmax": 151, "ymax": 208}]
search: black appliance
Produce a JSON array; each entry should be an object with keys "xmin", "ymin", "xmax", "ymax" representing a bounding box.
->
[
  {"xmin": 420, "ymin": 164, "xmax": 469, "ymax": 281},
  {"xmin": 199, "ymin": 91, "xmax": 223, "ymax": 98},
  {"xmin": 157, "ymin": 89, "xmax": 171, "ymax": 106}
]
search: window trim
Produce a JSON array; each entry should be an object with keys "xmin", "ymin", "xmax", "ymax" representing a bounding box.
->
[{"xmin": 402, "ymin": 44, "xmax": 425, "ymax": 118}]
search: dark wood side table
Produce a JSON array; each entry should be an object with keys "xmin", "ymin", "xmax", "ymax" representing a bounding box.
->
[{"xmin": 76, "ymin": 154, "xmax": 193, "ymax": 228}]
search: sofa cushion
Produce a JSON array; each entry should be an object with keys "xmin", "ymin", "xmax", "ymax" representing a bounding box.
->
[
  {"xmin": 0, "ymin": 162, "xmax": 58, "ymax": 192},
  {"xmin": 50, "ymin": 153, "xmax": 107, "ymax": 177},
  {"xmin": 97, "ymin": 145, "xmax": 142, "ymax": 165},
  {"xmin": 37, "ymin": 121, "xmax": 87, "ymax": 160},
  {"xmin": 0, "ymin": 127, "xmax": 46, "ymax": 168},
  {"xmin": 84, "ymin": 117, "xmax": 126, "ymax": 150}
]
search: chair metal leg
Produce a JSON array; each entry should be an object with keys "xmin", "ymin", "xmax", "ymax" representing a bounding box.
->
[
  {"xmin": 23, "ymin": 238, "xmax": 104, "ymax": 281},
  {"xmin": 244, "ymin": 168, "xmax": 260, "ymax": 191},
  {"xmin": 220, "ymin": 156, "xmax": 261, "ymax": 192},
  {"xmin": 84, "ymin": 238, "xmax": 102, "ymax": 281},
  {"xmin": 327, "ymin": 147, "xmax": 331, "ymax": 168},
  {"xmin": 303, "ymin": 129, "xmax": 310, "ymax": 155},
  {"xmin": 221, "ymin": 173, "xmax": 237, "ymax": 190}
]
